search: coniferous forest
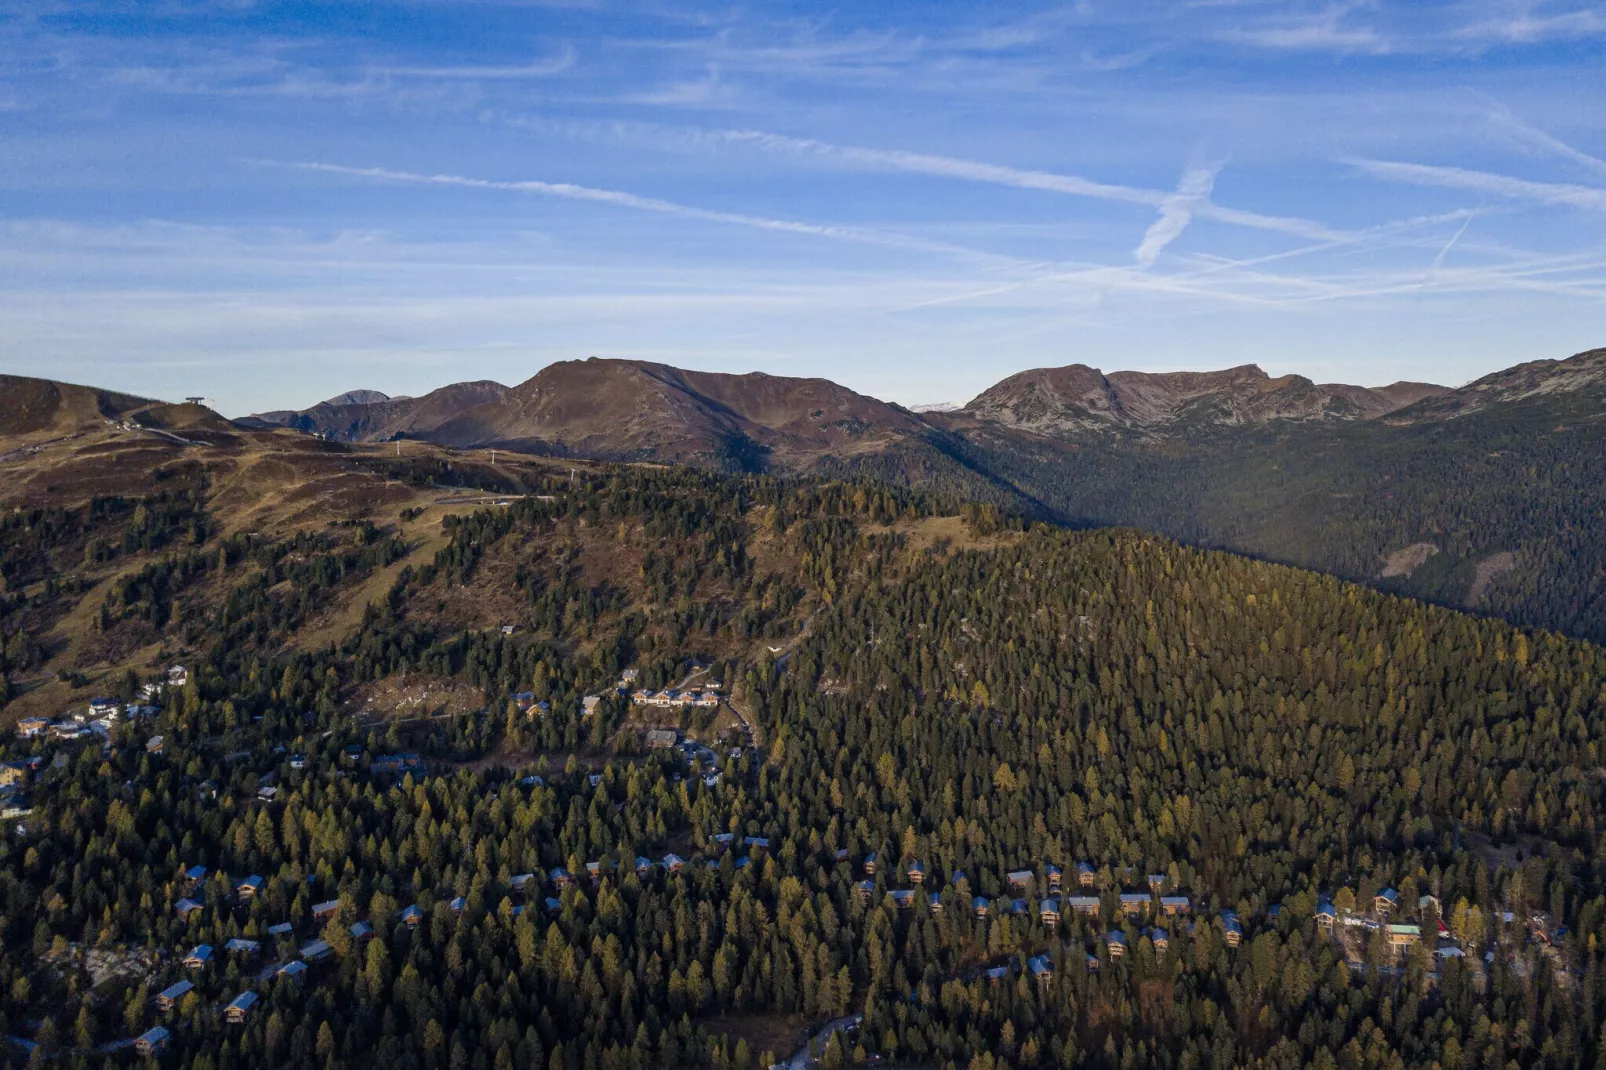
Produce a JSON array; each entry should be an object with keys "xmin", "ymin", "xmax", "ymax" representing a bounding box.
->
[{"xmin": 2, "ymin": 467, "xmax": 1605, "ymax": 1070}]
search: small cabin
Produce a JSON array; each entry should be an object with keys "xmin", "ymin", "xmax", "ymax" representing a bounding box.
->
[
  {"xmin": 864, "ymin": 852, "xmax": 879, "ymax": 876},
  {"xmin": 1149, "ymin": 927, "xmax": 1170, "ymax": 951},
  {"xmin": 1387, "ymin": 923, "xmax": 1421, "ymax": 950},
  {"xmin": 1007, "ymin": 869, "xmax": 1035, "ymax": 892},
  {"xmin": 154, "ymin": 981, "xmax": 194, "ymax": 1013},
  {"xmin": 1106, "ymin": 931, "xmax": 1127, "ymax": 958},
  {"xmin": 398, "ymin": 905, "xmax": 423, "ymax": 928},
  {"xmin": 550, "ymin": 867, "xmax": 573, "ymax": 888},
  {"xmin": 312, "ymin": 899, "xmax": 340, "ymax": 920},
  {"xmin": 1120, "ymin": 892, "xmax": 1151, "ymax": 915},
  {"xmin": 928, "ymin": 892, "xmax": 944, "ymax": 914},
  {"xmin": 349, "ymin": 921, "xmax": 374, "ymax": 943},
  {"xmin": 1374, "ymin": 888, "xmax": 1400, "ymax": 915},
  {"xmin": 300, "ymin": 939, "xmax": 333, "ymax": 962},
  {"xmin": 1315, "ymin": 898, "xmax": 1337, "ymax": 929},
  {"xmin": 662, "ymin": 854, "xmax": 684, "ymax": 873},
  {"xmin": 887, "ymin": 889, "xmax": 916, "ymax": 910},
  {"xmin": 224, "ymin": 991, "xmax": 259, "ymax": 1023},
  {"xmin": 1027, "ymin": 954, "xmax": 1054, "ymax": 982},
  {"xmin": 907, "ymin": 860, "xmax": 926, "ymax": 884},
  {"xmin": 1046, "ymin": 863, "xmax": 1064, "ymax": 892},
  {"xmin": 183, "ymin": 945, "xmax": 212, "ymax": 968},
  {"xmin": 855, "ymin": 880, "xmax": 875, "ymax": 903},
  {"xmin": 236, "ymin": 875, "xmax": 264, "ymax": 900},
  {"xmin": 511, "ymin": 873, "xmax": 536, "ymax": 893},
  {"xmin": 1160, "ymin": 896, "xmax": 1191, "ymax": 916},
  {"xmin": 1222, "ymin": 914, "xmax": 1243, "ymax": 947},
  {"xmin": 1076, "ymin": 862, "xmax": 1097, "ymax": 887},
  {"xmin": 1068, "ymin": 896, "xmax": 1101, "ymax": 916},
  {"xmin": 225, "ymin": 938, "xmax": 259, "ymax": 956},
  {"xmin": 1040, "ymin": 898, "xmax": 1062, "ymax": 926},
  {"xmin": 277, "ymin": 960, "xmax": 308, "ymax": 984},
  {"xmin": 174, "ymin": 898, "xmax": 205, "ymax": 919},
  {"xmin": 972, "ymin": 896, "xmax": 990, "ymax": 918},
  {"xmin": 136, "ymin": 1027, "xmax": 170, "ymax": 1057}
]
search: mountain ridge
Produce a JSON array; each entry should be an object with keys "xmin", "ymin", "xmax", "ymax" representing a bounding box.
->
[{"xmin": 244, "ymin": 350, "xmax": 1606, "ymax": 456}]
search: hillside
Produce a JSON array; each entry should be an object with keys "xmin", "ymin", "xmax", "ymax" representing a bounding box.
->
[
  {"xmin": 0, "ymin": 460, "xmax": 1603, "ymax": 1069},
  {"xmin": 240, "ymin": 380, "xmax": 508, "ymax": 441},
  {"xmin": 23, "ymin": 345, "xmax": 1606, "ymax": 650},
  {"xmin": 956, "ymin": 363, "xmax": 1448, "ymax": 437},
  {"xmin": 0, "ymin": 373, "xmax": 151, "ymax": 442},
  {"xmin": 946, "ymin": 356, "xmax": 1606, "ymax": 643}
]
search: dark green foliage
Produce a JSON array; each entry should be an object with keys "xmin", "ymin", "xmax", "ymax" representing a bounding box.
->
[
  {"xmin": 1, "ymin": 467, "xmax": 1603, "ymax": 1070},
  {"xmin": 955, "ymin": 396, "xmax": 1606, "ymax": 644}
]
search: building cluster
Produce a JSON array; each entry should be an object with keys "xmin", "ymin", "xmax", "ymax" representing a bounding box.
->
[{"xmin": 630, "ymin": 684, "xmax": 723, "ymax": 709}]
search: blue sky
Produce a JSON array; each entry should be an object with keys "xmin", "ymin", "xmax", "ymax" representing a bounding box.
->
[{"xmin": 2, "ymin": 1, "xmax": 1605, "ymax": 414}]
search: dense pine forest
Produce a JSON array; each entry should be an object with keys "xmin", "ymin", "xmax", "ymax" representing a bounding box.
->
[
  {"xmin": 1, "ymin": 466, "xmax": 1604, "ymax": 1069},
  {"xmin": 935, "ymin": 390, "xmax": 1606, "ymax": 647}
]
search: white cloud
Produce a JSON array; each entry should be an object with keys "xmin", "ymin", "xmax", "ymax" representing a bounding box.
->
[
  {"xmin": 384, "ymin": 44, "xmax": 578, "ymax": 80},
  {"xmin": 1488, "ymin": 107, "xmax": 1606, "ymax": 180},
  {"xmin": 1353, "ymin": 158, "xmax": 1606, "ymax": 211},
  {"xmin": 1455, "ymin": 4, "xmax": 1606, "ymax": 43},
  {"xmin": 1135, "ymin": 163, "xmax": 1219, "ymax": 267},
  {"xmin": 715, "ymin": 129, "xmax": 1343, "ymax": 241},
  {"xmin": 1215, "ymin": 4, "xmax": 1393, "ymax": 53},
  {"xmin": 277, "ymin": 161, "xmax": 1028, "ymax": 265}
]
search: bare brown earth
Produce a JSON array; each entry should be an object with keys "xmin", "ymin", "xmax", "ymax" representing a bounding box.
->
[
  {"xmin": 1467, "ymin": 551, "xmax": 1518, "ymax": 606},
  {"xmin": 345, "ymin": 674, "xmax": 487, "ymax": 722},
  {"xmin": 1379, "ymin": 542, "xmax": 1440, "ymax": 579}
]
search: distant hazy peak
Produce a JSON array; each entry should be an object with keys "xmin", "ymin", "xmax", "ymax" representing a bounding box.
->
[{"xmin": 319, "ymin": 389, "xmax": 394, "ymax": 408}]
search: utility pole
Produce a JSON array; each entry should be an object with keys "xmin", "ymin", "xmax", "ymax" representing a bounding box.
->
[{"xmin": 395, "ymin": 440, "xmax": 401, "ymax": 457}]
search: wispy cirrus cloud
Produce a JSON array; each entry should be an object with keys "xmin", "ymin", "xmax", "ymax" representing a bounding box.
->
[
  {"xmin": 278, "ymin": 161, "xmax": 1029, "ymax": 266},
  {"xmin": 1135, "ymin": 163, "xmax": 1220, "ymax": 267},
  {"xmin": 1488, "ymin": 107, "xmax": 1606, "ymax": 179},
  {"xmin": 384, "ymin": 44, "xmax": 577, "ymax": 80},
  {"xmin": 714, "ymin": 129, "xmax": 1344, "ymax": 240},
  {"xmin": 1352, "ymin": 158, "xmax": 1606, "ymax": 211},
  {"xmin": 1454, "ymin": 3, "xmax": 1606, "ymax": 44},
  {"xmin": 1214, "ymin": 3, "xmax": 1393, "ymax": 54}
]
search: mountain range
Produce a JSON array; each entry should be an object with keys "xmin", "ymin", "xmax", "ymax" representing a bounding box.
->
[
  {"xmin": 241, "ymin": 350, "xmax": 1606, "ymax": 460},
  {"xmin": 3, "ymin": 346, "xmax": 1604, "ymax": 644}
]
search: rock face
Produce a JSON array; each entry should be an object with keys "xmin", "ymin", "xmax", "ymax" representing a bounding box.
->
[
  {"xmin": 1385, "ymin": 348, "xmax": 1606, "ymax": 421},
  {"xmin": 961, "ymin": 363, "xmax": 1450, "ymax": 437}
]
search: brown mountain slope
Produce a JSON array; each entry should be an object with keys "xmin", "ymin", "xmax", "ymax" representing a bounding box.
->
[
  {"xmin": 960, "ymin": 363, "xmax": 1450, "ymax": 437},
  {"xmin": 0, "ymin": 374, "xmax": 152, "ymax": 440},
  {"xmin": 1387, "ymin": 347, "xmax": 1606, "ymax": 421},
  {"xmin": 428, "ymin": 358, "xmax": 932, "ymax": 469},
  {"xmin": 242, "ymin": 380, "xmax": 508, "ymax": 441}
]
